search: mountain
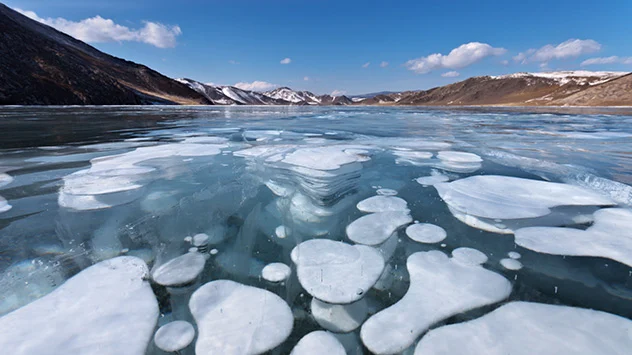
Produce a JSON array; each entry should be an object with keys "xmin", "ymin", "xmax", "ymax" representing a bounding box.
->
[
  {"xmin": 356, "ymin": 71, "xmax": 630, "ymax": 106},
  {"xmin": 350, "ymin": 91, "xmax": 398, "ymax": 102},
  {"xmin": 263, "ymin": 87, "xmax": 322, "ymax": 105},
  {"xmin": 177, "ymin": 79, "xmax": 290, "ymax": 105},
  {"xmin": 0, "ymin": 4, "xmax": 209, "ymax": 105}
]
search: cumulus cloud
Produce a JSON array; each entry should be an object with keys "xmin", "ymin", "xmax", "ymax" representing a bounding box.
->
[
  {"xmin": 405, "ymin": 42, "xmax": 506, "ymax": 74},
  {"xmin": 280, "ymin": 58, "xmax": 292, "ymax": 64},
  {"xmin": 500, "ymin": 60, "xmax": 509, "ymax": 66},
  {"xmin": 234, "ymin": 81, "xmax": 277, "ymax": 91},
  {"xmin": 380, "ymin": 61, "xmax": 389, "ymax": 68},
  {"xmin": 331, "ymin": 90, "xmax": 346, "ymax": 96},
  {"xmin": 581, "ymin": 56, "xmax": 632, "ymax": 66},
  {"xmin": 362, "ymin": 62, "xmax": 370, "ymax": 68},
  {"xmin": 441, "ymin": 71, "xmax": 460, "ymax": 77},
  {"xmin": 514, "ymin": 39, "xmax": 601, "ymax": 64},
  {"xmin": 303, "ymin": 76, "xmax": 310, "ymax": 81},
  {"xmin": 14, "ymin": 8, "xmax": 181, "ymax": 48}
]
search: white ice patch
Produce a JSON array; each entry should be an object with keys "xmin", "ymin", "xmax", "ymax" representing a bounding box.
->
[
  {"xmin": 406, "ymin": 223, "xmax": 447, "ymax": 244},
  {"xmin": 292, "ymin": 239, "xmax": 385, "ymax": 304},
  {"xmin": 376, "ymin": 188, "xmax": 398, "ymax": 196},
  {"xmin": 153, "ymin": 321, "xmax": 195, "ymax": 352},
  {"xmin": 290, "ymin": 331, "xmax": 346, "ymax": 355},
  {"xmin": 415, "ymin": 302, "xmax": 632, "ymax": 355},
  {"xmin": 282, "ymin": 146, "xmax": 363, "ymax": 170},
  {"xmin": 416, "ymin": 173, "xmax": 449, "ymax": 186},
  {"xmin": 59, "ymin": 143, "xmax": 226, "ymax": 210},
  {"xmin": 435, "ymin": 176, "xmax": 614, "ymax": 231},
  {"xmin": 356, "ymin": 195, "xmax": 409, "ymax": 213},
  {"xmin": 262, "ymin": 262, "xmax": 291, "ymax": 282},
  {"xmin": 311, "ymin": 297, "xmax": 369, "ymax": 333},
  {"xmin": 275, "ymin": 225, "xmax": 290, "ymax": 239},
  {"xmin": 0, "ymin": 257, "xmax": 158, "ymax": 355},
  {"xmin": 360, "ymin": 251, "xmax": 511, "ymax": 354},
  {"xmin": 346, "ymin": 211, "xmax": 412, "ymax": 245},
  {"xmin": 451, "ymin": 247, "xmax": 488, "ymax": 265},
  {"xmin": 0, "ymin": 173, "xmax": 13, "ymax": 187},
  {"xmin": 500, "ymin": 258, "xmax": 523, "ymax": 270},
  {"xmin": 515, "ymin": 208, "xmax": 632, "ymax": 267},
  {"xmin": 151, "ymin": 252, "xmax": 206, "ymax": 286},
  {"xmin": 189, "ymin": 280, "xmax": 293, "ymax": 355},
  {"xmin": 0, "ymin": 195, "xmax": 11, "ymax": 213}
]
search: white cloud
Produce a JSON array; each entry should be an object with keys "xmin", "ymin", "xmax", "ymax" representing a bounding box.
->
[
  {"xmin": 280, "ymin": 58, "xmax": 292, "ymax": 64},
  {"xmin": 228, "ymin": 60, "xmax": 239, "ymax": 65},
  {"xmin": 441, "ymin": 71, "xmax": 460, "ymax": 77},
  {"xmin": 234, "ymin": 81, "xmax": 277, "ymax": 91},
  {"xmin": 362, "ymin": 62, "xmax": 370, "ymax": 68},
  {"xmin": 405, "ymin": 42, "xmax": 506, "ymax": 74},
  {"xmin": 380, "ymin": 61, "xmax": 389, "ymax": 68},
  {"xmin": 500, "ymin": 60, "xmax": 509, "ymax": 66},
  {"xmin": 331, "ymin": 90, "xmax": 346, "ymax": 96},
  {"xmin": 14, "ymin": 8, "xmax": 181, "ymax": 48},
  {"xmin": 581, "ymin": 56, "xmax": 632, "ymax": 66},
  {"xmin": 514, "ymin": 39, "xmax": 601, "ymax": 64},
  {"xmin": 303, "ymin": 76, "xmax": 310, "ymax": 81}
]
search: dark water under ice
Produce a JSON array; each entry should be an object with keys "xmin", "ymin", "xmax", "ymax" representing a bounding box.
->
[{"xmin": 0, "ymin": 106, "xmax": 631, "ymax": 354}]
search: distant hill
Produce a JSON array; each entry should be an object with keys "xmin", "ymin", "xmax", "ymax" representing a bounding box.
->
[
  {"xmin": 0, "ymin": 4, "xmax": 209, "ymax": 105},
  {"xmin": 356, "ymin": 71, "xmax": 630, "ymax": 106}
]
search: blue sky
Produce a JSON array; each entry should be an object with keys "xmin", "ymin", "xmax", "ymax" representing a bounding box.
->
[{"xmin": 6, "ymin": 0, "xmax": 632, "ymax": 95}]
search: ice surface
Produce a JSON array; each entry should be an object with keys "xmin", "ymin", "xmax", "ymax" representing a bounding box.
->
[
  {"xmin": 415, "ymin": 302, "xmax": 632, "ymax": 355},
  {"xmin": 311, "ymin": 297, "xmax": 369, "ymax": 333},
  {"xmin": 292, "ymin": 239, "xmax": 385, "ymax": 304},
  {"xmin": 346, "ymin": 211, "xmax": 412, "ymax": 245},
  {"xmin": 360, "ymin": 251, "xmax": 511, "ymax": 354},
  {"xmin": 189, "ymin": 280, "xmax": 293, "ymax": 355},
  {"xmin": 0, "ymin": 195, "xmax": 11, "ymax": 213},
  {"xmin": 153, "ymin": 321, "xmax": 195, "ymax": 352},
  {"xmin": 406, "ymin": 223, "xmax": 447, "ymax": 244},
  {"xmin": 0, "ymin": 257, "xmax": 158, "ymax": 355},
  {"xmin": 290, "ymin": 331, "xmax": 346, "ymax": 355},
  {"xmin": 515, "ymin": 208, "xmax": 632, "ymax": 267},
  {"xmin": 262, "ymin": 262, "xmax": 291, "ymax": 282}
]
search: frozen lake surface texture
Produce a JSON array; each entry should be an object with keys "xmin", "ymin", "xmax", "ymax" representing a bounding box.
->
[{"xmin": 0, "ymin": 106, "xmax": 631, "ymax": 354}]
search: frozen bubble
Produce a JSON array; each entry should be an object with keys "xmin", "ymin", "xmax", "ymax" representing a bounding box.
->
[
  {"xmin": 192, "ymin": 233, "xmax": 210, "ymax": 247},
  {"xmin": 356, "ymin": 195, "xmax": 409, "ymax": 213},
  {"xmin": 437, "ymin": 151, "xmax": 482, "ymax": 163},
  {"xmin": 151, "ymin": 252, "xmax": 206, "ymax": 286},
  {"xmin": 515, "ymin": 208, "xmax": 632, "ymax": 267},
  {"xmin": 360, "ymin": 251, "xmax": 511, "ymax": 354},
  {"xmin": 275, "ymin": 225, "xmax": 289, "ymax": 239},
  {"xmin": 311, "ymin": 297, "xmax": 369, "ymax": 333},
  {"xmin": 346, "ymin": 211, "xmax": 412, "ymax": 246},
  {"xmin": 290, "ymin": 331, "xmax": 346, "ymax": 355},
  {"xmin": 508, "ymin": 251, "xmax": 521, "ymax": 259},
  {"xmin": 435, "ymin": 176, "xmax": 615, "ymax": 226},
  {"xmin": 292, "ymin": 239, "xmax": 385, "ymax": 304},
  {"xmin": 415, "ymin": 302, "xmax": 632, "ymax": 355},
  {"xmin": 406, "ymin": 223, "xmax": 447, "ymax": 244},
  {"xmin": 451, "ymin": 247, "xmax": 488, "ymax": 266},
  {"xmin": 210, "ymin": 249, "xmax": 219, "ymax": 255},
  {"xmin": 416, "ymin": 172, "xmax": 449, "ymax": 186},
  {"xmin": 154, "ymin": 321, "xmax": 195, "ymax": 353},
  {"xmin": 0, "ymin": 196, "xmax": 11, "ymax": 213},
  {"xmin": 282, "ymin": 146, "xmax": 364, "ymax": 170},
  {"xmin": 500, "ymin": 258, "xmax": 523, "ymax": 270},
  {"xmin": 190, "ymin": 280, "xmax": 293, "ymax": 354},
  {"xmin": 184, "ymin": 236, "xmax": 192, "ymax": 243},
  {"xmin": 376, "ymin": 188, "xmax": 398, "ymax": 196},
  {"xmin": 0, "ymin": 173, "xmax": 13, "ymax": 188},
  {"xmin": 262, "ymin": 262, "xmax": 291, "ymax": 282},
  {"xmin": 0, "ymin": 257, "xmax": 158, "ymax": 354}
]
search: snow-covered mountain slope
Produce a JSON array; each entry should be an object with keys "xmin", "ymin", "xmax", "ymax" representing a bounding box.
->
[
  {"xmin": 360, "ymin": 70, "xmax": 630, "ymax": 106},
  {"xmin": 490, "ymin": 71, "xmax": 628, "ymax": 86},
  {"xmin": 263, "ymin": 87, "xmax": 322, "ymax": 104},
  {"xmin": 176, "ymin": 79, "xmax": 290, "ymax": 105}
]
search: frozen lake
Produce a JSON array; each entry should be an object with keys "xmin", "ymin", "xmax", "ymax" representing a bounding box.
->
[{"xmin": 0, "ymin": 106, "xmax": 631, "ymax": 354}]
